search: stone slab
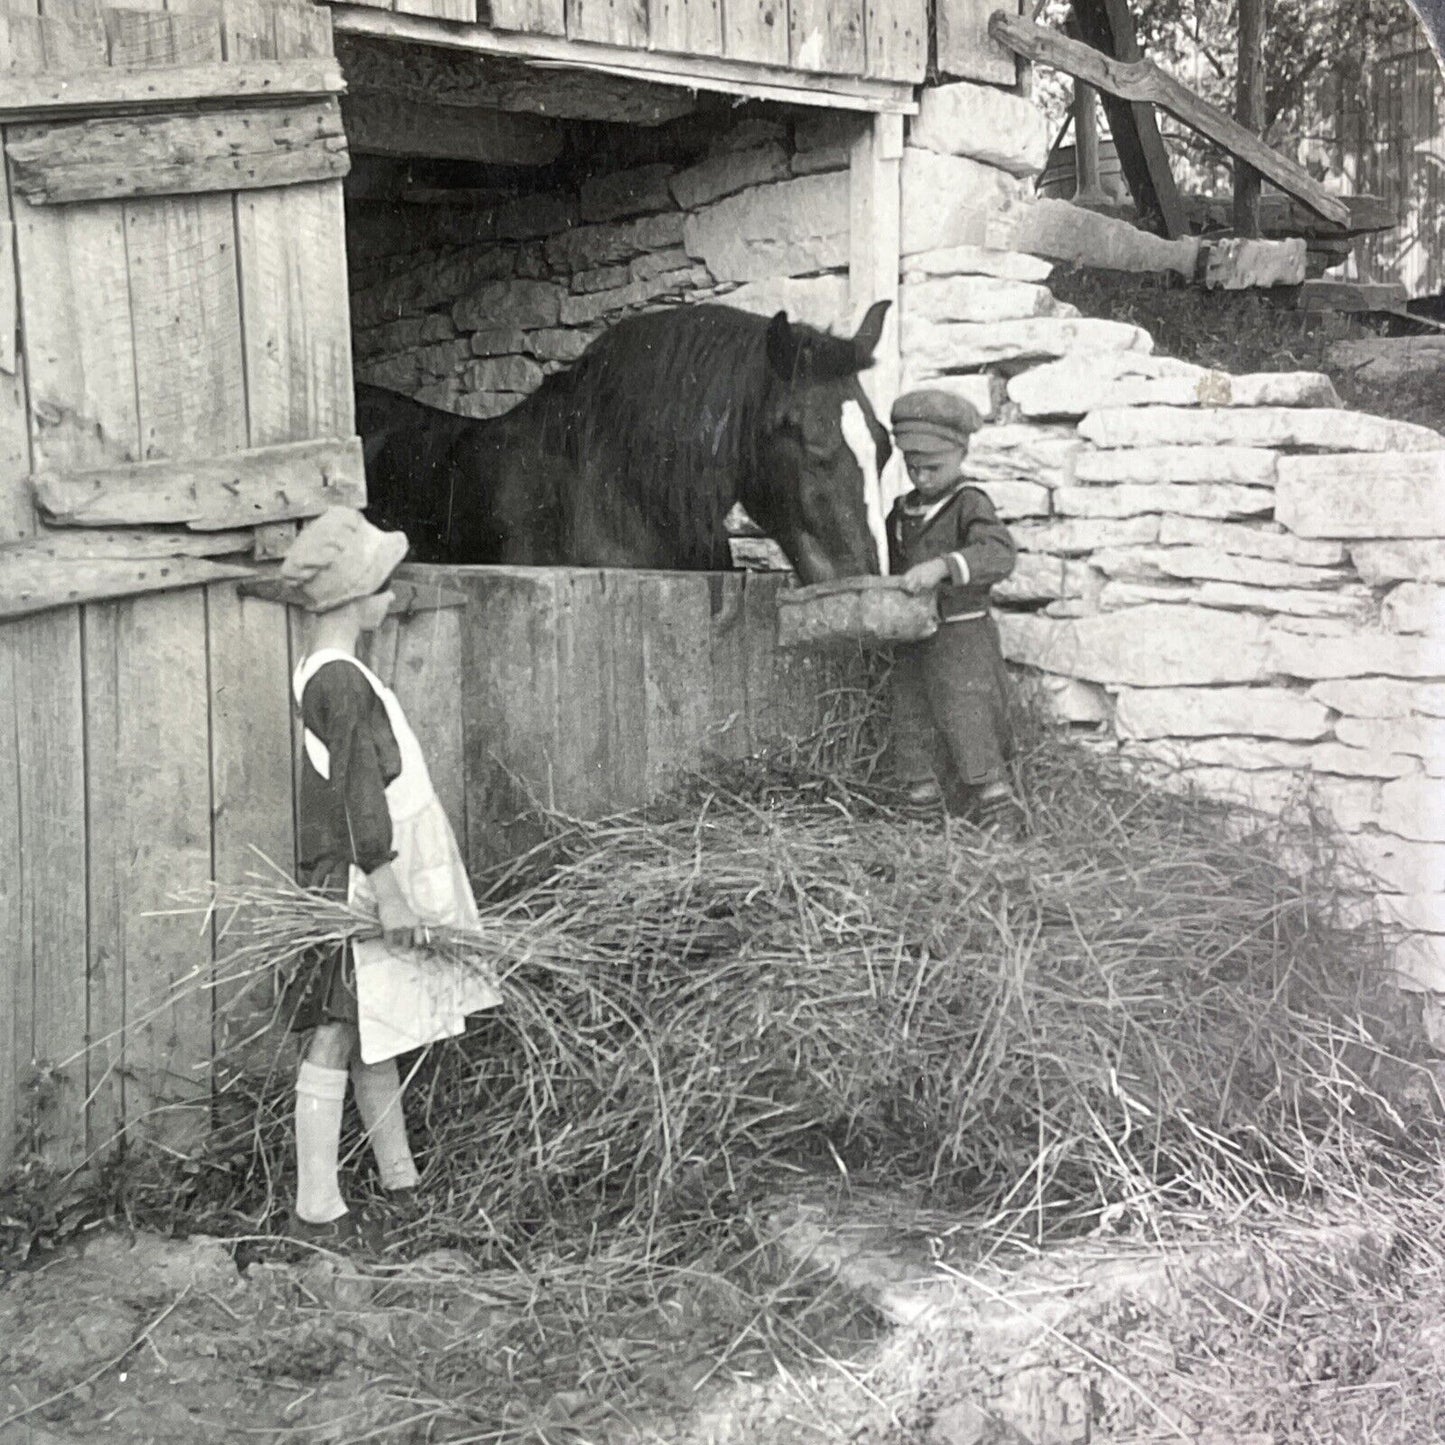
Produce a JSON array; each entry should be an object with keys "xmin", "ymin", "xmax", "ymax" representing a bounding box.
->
[
  {"xmin": 1055, "ymin": 485, "xmax": 1274, "ymax": 520},
  {"xmin": 1009, "ymin": 361, "xmax": 1337, "ymax": 418},
  {"xmin": 1081, "ymin": 407, "xmax": 1445, "ymax": 453},
  {"xmin": 1269, "ymin": 629, "xmax": 1445, "ymax": 680},
  {"xmin": 469, "ymin": 326, "xmax": 528, "ymax": 357},
  {"xmin": 1073, "ymin": 447, "xmax": 1278, "ymax": 487},
  {"xmin": 1014, "ymin": 516, "xmax": 1160, "ymax": 555},
  {"xmin": 899, "ymin": 149, "xmax": 1027, "ymax": 256},
  {"xmin": 1192, "ymin": 581, "xmax": 1376, "ymax": 621},
  {"xmin": 464, "ymin": 354, "xmax": 543, "ymax": 392},
  {"xmin": 908, "ymin": 82, "xmax": 1050, "ymax": 177},
  {"xmin": 985, "ymin": 195, "xmax": 1201, "ymax": 277},
  {"xmin": 1202, "ymin": 236, "xmax": 1308, "ymax": 290},
  {"xmin": 961, "ymin": 424, "xmax": 1082, "ymax": 487},
  {"xmin": 683, "ymin": 172, "xmax": 848, "ymax": 283},
  {"xmin": 999, "ymin": 604, "xmax": 1274, "ymax": 686},
  {"xmin": 452, "ymin": 279, "xmax": 563, "ymax": 331},
  {"xmin": 710, "ymin": 275, "xmax": 849, "ymax": 333},
  {"xmin": 905, "ymin": 317, "xmax": 1152, "ymax": 376},
  {"xmin": 544, "ymin": 211, "xmax": 686, "ymax": 273},
  {"xmin": 1349, "ymin": 833, "xmax": 1445, "ymax": 894},
  {"xmin": 978, "ymin": 479, "xmax": 1052, "ymax": 519},
  {"xmin": 1336, "ymin": 713, "xmax": 1445, "ymax": 759},
  {"xmin": 1114, "ymin": 685, "xmax": 1334, "ymax": 741},
  {"xmin": 1350, "ymin": 540, "xmax": 1445, "ymax": 586},
  {"xmin": 1310, "ymin": 678, "xmax": 1445, "ymax": 719},
  {"xmin": 900, "ymin": 275, "xmax": 1056, "ymax": 325},
  {"xmin": 1379, "ymin": 778, "xmax": 1445, "ymax": 842},
  {"xmin": 579, "ymin": 163, "xmax": 676, "ymax": 223},
  {"xmin": 1277, "ymin": 453, "xmax": 1445, "ymax": 539},
  {"xmin": 1382, "ymin": 583, "xmax": 1445, "ymax": 635},
  {"xmin": 901, "ymin": 245, "xmax": 1054, "ymax": 284},
  {"xmin": 670, "ymin": 144, "xmax": 791, "ymax": 211},
  {"xmin": 1024, "ymin": 673, "xmax": 1113, "ymax": 724},
  {"xmin": 1097, "ymin": 545, "xmax": 1350, "ymax": 589},
  {"xmin": 1156, "ymin": 516, "xmax": 1347, "ymax": 566},
  {"xmin": 995, "ymin": 551, "xmax": 1066, "ymax": 602}
]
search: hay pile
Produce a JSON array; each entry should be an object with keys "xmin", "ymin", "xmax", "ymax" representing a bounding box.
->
[{"xmin": 163, "ymin": 714, "xmax": 1427, "ymax": 1263}]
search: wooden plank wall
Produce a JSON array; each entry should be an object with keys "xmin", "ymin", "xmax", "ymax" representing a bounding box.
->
[
  {"xmin": 0, "ymin": 589, "xmax": 463, "ymax": 1176},
  {"xmin": 430, "ymin": 566, "xmax": 855, "ymax": 878}
]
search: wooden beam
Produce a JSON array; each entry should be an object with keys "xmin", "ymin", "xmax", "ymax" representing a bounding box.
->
[
  {"xmin": 7, "ymin": 101, "xmax": 349, "ymax": 205},
  {"xmin": 1184, "ymin": 191, "xmax": 1394, "ymax": 238},
  {"xmin": 328, "ymin": 6, "xmax": 920, "ymax": 113},
  {"xmin": 0, "ymin": 556, "xmax": 254, "ymax": 619},
  {"xmin": 0, "ymin": 57, "xmax": 345, "ymax": 122},
  {"xmin": 239, "ymin": 567, "xmax": 468, "ymax": 612},
  {"xmin": 1067, "ymin": 0, "xmax": 1186, "ymax": 238},
  {"xmin": 1234, "ymin": 0, "xmax": 1264, "ymax": 236},
  {"xmin": 340, "ymin": 90, "xmax": 563, "ymax": 163},
  {"xmin": 990, "ymin": 12, "xmax": 1351, "ymax": 226},
  {"xmin": 335, "ymin": 33, "xmax": 696, "ymax": 125},
  {"xmin": 33, "ymin": 437, "xmax": 366, "ymax": 530},
  {"xmin": 0, "ymin": 529, "xmax": 252, "ymax": 562}
]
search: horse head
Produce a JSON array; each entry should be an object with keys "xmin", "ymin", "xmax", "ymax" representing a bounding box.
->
[{"xmin": 744, "ymin": 301, "xmax": 892, "ymax": 584}]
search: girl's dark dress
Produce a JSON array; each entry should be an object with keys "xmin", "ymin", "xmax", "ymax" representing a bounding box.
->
[{"xmin": 282, "ymin": 659, "xmax": 403, "ymax": 1032}]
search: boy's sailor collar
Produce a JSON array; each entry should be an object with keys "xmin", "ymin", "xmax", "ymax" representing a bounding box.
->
[{"xmin": 899, "ymin": 480, "xmax": 970, "ymax": 530}]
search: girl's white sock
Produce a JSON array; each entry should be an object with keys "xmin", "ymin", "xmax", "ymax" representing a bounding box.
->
[
  {"xmin": 351, "ymin": 1058, "xmax": 420, "ymax": 1191},
  {"xmin": 294, "ymin": 1060, "xmax": 349, "ymax": 1223}
]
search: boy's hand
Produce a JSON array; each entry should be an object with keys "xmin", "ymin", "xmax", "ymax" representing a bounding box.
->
[
  {"xmin": 369, "ymin": 863, "xmax": 430, "ymax": 948},
  {"xmin": 899, "ymin": 559, "xmax": 950, "ymax": 595}
]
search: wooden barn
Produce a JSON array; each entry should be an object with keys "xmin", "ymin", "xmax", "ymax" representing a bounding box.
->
[{"xmin": 0, "ymin": 0, "xmax": 1023, "ymax": 1175}]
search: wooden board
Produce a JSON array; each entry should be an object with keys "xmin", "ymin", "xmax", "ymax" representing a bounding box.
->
[
  {"xmin": 206, "ymin": 584, "xmax": 295, "ymax": 1066},
  {"xmin": 236, "ymin": 183, "xmax": 355, "ymax": 446},
  {"xmin": 641, "ymin": 572, "xmax": 712, "ymax": 793},
  {"xmin": 1, "ymin": 527, "xmax": 252, "ymax": 561},
  {"xmin": 551, "ymin": 568, "xmax": 612, "ymax": 817},
  {"xmin": 936, "ymin": 0, "xmax": 1018, "ymax": 84},
  {"xmin": 104, "ymin": 5, "xmax": 221, "ymax": 67},
  {"xmin": 723, "ymin": 0, "xmax": 787, "ymax": 67},
  {"xmin": 602, "ymin": 569, "xmax": 648, "ymax": 809},
  {"xmin": 789, "ymin": 0, "xmax": 862, "ymax": 74},
  {"xmin": 396, "ymin": 0, "xmax": 477, "ymax": 25},
  {"xmin": 741, "ymin": 569, "xmax": 785, "ymax": 744},
  {"xmin": 340, "ymin": 92, "xmax": 564, "ymax": 165},
  {"xmin": 568, "ymin": 0, "xmax": 647, "ymax": 49},
  {"xmin": 0, "ymin": 57, "xmax": 344, "ymax": 118},
  {"xmin": 85, "ymin": 591, "xmax": 215, "ymax": 1150},
  {"xmin": 33, "ymin": 0, "xmax": 108, "ymax": 72},
  {"xmin": 34, "ymin": 436, "xmax": 367, "ymax": 528},
  {"xmin": 0, "ymin": 611, "xmax": 88, "ymax": 1168},
  {"xmin": 13, "ymin": 190, "xmax": 141, "ymax": 473},
  {"xmin": 7, "ymin": 101, "xmax": 349, "ymax": 203},
  {"xmin": 0, "ymin": 621, "xmax": 20, "ymax": 1173},
  {"xmin": 0, "ymin": 554, "xmax": 252, "ymax": 618},
  {"xmin": 865, "ymin": 0, "xmax": 926, "ymax": 81},
  {"xmin": 0, "ymin": 149, "xmax": 35, "ymax": 543},
  {"xmin": 707, "ymin": 570, "xmax": 750, "ymax": 760},
  {"xmin": 649, "ymin": 0, "xmax": 720, "ymax": 57},
  {"xmin": 486, "ymin": 0, "xmax": 566, "ymax": 37}
]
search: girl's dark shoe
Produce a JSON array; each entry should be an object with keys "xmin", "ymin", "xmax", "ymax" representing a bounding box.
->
[{"xmin": 285, "ymin": 1207, "xmax": 385, "ymax": 1255}]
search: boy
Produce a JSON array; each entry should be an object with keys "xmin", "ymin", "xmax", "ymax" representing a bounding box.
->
[{"xmin": 887, "ymin": 388, "xmax": 1022, "ymax": 834}]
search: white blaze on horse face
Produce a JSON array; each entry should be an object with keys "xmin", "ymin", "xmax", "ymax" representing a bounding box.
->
[{"xmin": 841, "ymin": 398, "xmax": 889, "ymax": 576}]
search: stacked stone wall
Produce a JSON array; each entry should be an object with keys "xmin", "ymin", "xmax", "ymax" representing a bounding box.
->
[
  {"xmin": 346, "ymin": 111, "xmax": 866, "ymax": 421},
  {"xmin": 896, "ymin": 78, "xmax": 1445, "ymax": 992}
]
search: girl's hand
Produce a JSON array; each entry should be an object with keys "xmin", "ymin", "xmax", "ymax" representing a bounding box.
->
[
  {"xmin": 899, "ymin": 560, "xmax": 949, "ymax": 595},
  {"xmin": 378, "ymin": 895, "xmax": 429, "ymax": 949}
]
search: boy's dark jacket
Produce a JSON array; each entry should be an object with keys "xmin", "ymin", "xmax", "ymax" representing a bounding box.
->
[{"xmin": 887, "ymin": 484, "xmax": 1017, "ymax": 621}]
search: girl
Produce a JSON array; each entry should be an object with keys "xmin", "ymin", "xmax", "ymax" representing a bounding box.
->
[{"xmin": 276, "ymin": 507, "xmax": 501, "ymax": 1248}]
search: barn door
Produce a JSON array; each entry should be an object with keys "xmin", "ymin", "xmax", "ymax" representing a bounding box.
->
[{"xmin": 0, "ymin": 0, "xmax": 359, "ymax": 1170}]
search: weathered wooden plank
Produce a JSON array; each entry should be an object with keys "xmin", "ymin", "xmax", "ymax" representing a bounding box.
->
[
  {"xmin": 865, "ymin": 0, "xmax": 926, "ymax": 80},
  {"xmin": 707, "ymin": 570, "xmax": 750, "ymax": 760},
  {"xmin": 35, "ymin": 0, "xmax": 108, "ymax": 71},
  {"xmin": 936, "ymin": 0, "xmax": 1018, "ymax": 84},
  {"xmin": 568, "ymin": 0, "xmax": 646, "ymax": 49},
  {"xmin": 13, "ymin": 190, "xmax": 141, "ymax": 473},
  {"xmin": 723, "ymin": 0, "xmax": 788, "ymax": 68},
  {"xmin": 0, "ymin": 149, "xmax": 35, "ymax": 543},
  {"xmin": 125, "ymin": 193, "xmax": 247, "ymax": 462},
  {"xmin": 0, "ymin": 57, "xmax": 345, "ymax": 120},
  {"xmin": 206, "ymin": 584, "xmax": 294, "ymax": 1066},
  {"xmin": 396, "ymin": 0, "xmax": 476, "ymax": 24},
  {"xmin": 0, "ymin": 623, "xmax": 20, "ymax": 1174},
  {"xmin": 0, "ymin": 555, "xmax": 253, "ymax": 618},
  {"xmin": 649, "ymin": 0, "xmax": 720, "ymax": 57},
  {"xmin": 104, "ymin": 5, "xmax": 221, "ymax": 67},
  {"xmin": 741, "ymin": 569, "xmax": 785, "ymax": 745},
  {"xmin": 340, "ymin": 92, "xmax": 564, "ymax": 165},
  {"xmin": 1, "ymin": 527, "xmax": 251, "ymax": 561},
  {"xmin": 85, "ymin": 590, "xmax": 214, "ymax": 1150},
  {"xmin": 432, "ymin": 566, "xmax": 561, "ymax": 876},
  {"xmin": 7, "ymin": 102, "xmax": 350, "ymax": 204},
  {"xmin": 642, "ymin": 571, "xmax": 712, "ymax": 793},
  {"xmin": 235, "ymin": 182, "xmax": 355, "ymax": 447},
  {"xmin": 790, "ymin": 0, "xmax": 861, "ymax": 74},
  {"xmin": 35, "ymin": 436, "xmax": 365, "ymax": 528},
  {"xmin": 991, "ymin": 12, "xmax": 1350, "ymax": 226},
  {"xmin": 388, "ymin": 605, "xmax": 467, "ymax": 846},
  {"xmin": 0, "ymin": 11, "xmax": 46, "ymax": 76},
  {"xmin": 601, "ymin": 569, "xmax": 648, "ymax": 810},
  {"xmin": 552, "ymin": 569, "xmax": 610, "ymax": 818},
  {"xmin": 486, "ymin": 0, "xmax": 566, "ymax": 37},
  {"xmin": 271, "ymin": 0, "xmax": 336, "ymax": 53}
]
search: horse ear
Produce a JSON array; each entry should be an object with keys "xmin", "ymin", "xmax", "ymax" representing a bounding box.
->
[
  {"xmin": 851, "ymin": 299, "xmax": 891, "ymax": 365},
  {"xmin": 766, "ymin": 310, "xmax": 799, "ymax": 376}
]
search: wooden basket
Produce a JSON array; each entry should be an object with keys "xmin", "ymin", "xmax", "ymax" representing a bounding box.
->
[{"xmin": 776, "ymin": 576, "xmax": 939, "ymax": 651}]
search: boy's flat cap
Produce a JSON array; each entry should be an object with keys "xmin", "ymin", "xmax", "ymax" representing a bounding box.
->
[{"xmin": 890, "ymin": 389, "xmax": 983, "ymax": 454}]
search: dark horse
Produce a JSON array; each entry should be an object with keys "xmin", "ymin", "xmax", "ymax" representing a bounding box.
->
[{"xmin": 357, "ymin": 301, "xmax": 893, "ymax": 583}]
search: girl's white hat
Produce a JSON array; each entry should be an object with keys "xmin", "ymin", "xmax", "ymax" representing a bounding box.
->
[{"xmin": 278, "ymin": 507, "xmax": 409, "ymax": 612}]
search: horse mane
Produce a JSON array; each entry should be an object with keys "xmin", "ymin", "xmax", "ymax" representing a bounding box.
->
[{"xmin": 525, "ymin": 304, "xmax": 867, "ymax": 566}]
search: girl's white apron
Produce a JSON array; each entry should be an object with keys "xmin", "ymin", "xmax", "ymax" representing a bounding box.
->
[{"xmin": 293, "ymin": 649, "xmax": 502, "ymax": 1064}]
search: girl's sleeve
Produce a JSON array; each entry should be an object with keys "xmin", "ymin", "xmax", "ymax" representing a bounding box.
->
[
  {"xmin": 945, "ymin": 488, "xmax": 1017, "ymax": 588},
  {"xmin": 302, "ymin": 662, "xmax": 397, "ymax": 873}
]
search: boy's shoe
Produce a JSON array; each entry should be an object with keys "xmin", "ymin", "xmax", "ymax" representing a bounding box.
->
[
  {"xmin": 285, "ymin": 1207, "xmax": 384, "ymax": 1256},
  {"xmin": 974, "ymin": 790, "xmax": 1025, "ymax": 841},
  {"xmin": 901, "ymin": 779, "xmax": 943, "ymax": 809}
]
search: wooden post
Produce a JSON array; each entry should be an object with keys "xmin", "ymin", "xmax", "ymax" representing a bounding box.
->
[
  {"xmin": 849, "ymin": 110, "xmax": 902, "ymax": 571},
  {"xmin": 1073, "ymin": 79, "xmax": 1109, "ymax": 206},
  {"xmin": 1234, "ymin": 0, "xmax": 1266, "ymax": 237}
]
